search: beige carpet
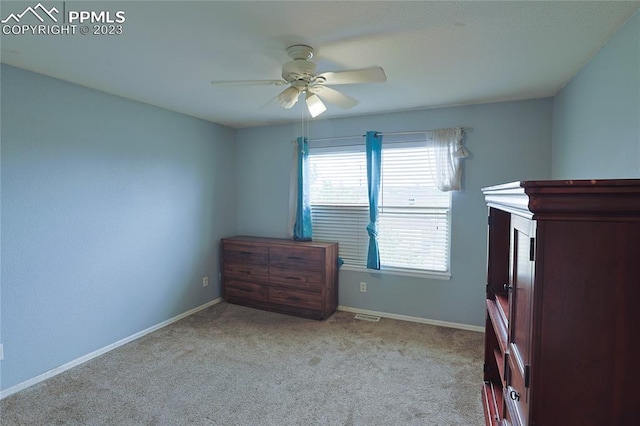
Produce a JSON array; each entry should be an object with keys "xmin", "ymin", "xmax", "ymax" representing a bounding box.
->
[{"xmin": 1, "ymin": 302, "xmax": 484, "ymax": 425}]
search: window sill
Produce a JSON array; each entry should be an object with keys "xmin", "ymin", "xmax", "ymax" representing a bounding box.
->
[{"xmin": 339, "ymin": 264, "xmax": 451, "ymax": 281}]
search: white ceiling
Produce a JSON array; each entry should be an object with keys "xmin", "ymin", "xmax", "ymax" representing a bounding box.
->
[{"xmin": 1, "ymin": 1, "xmax": 639, "ymax": 128}]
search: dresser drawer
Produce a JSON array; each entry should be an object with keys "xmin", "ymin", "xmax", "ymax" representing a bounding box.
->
[
  {"xmin": 269, "ymin": 288, "xmax": 323, "ymax": 310},
  {"xmin": 225, "ymin": 280, "xmax": 268, "ymax": 302},
  {"xmin": 269, "ymin": 246, "xmax": 323, "ymax": 271},
  {"xmin": 269, "ymin": 268, "xmax": 322, "ymax": 292},
  {"xmin": 224, "ymin": 262, "xmax": 268, "ymax": 282},
  {"xmin": 223, "ymin": 243, "xmax": 269, "ymax": 266}
]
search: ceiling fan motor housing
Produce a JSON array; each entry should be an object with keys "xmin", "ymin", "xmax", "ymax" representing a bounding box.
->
[{"xmin": 282, "ymin": 59, "xmax": 318, "ymax": 83}]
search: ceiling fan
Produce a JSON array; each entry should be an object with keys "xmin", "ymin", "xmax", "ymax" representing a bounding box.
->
[{"xmin": 211, "ymin": 44, "xmax": 387, "ymax": 118}]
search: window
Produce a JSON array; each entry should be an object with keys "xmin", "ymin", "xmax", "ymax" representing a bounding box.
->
[{"xmin": 309, "ymin": 140, "xmax": 451, "ymax": 275}]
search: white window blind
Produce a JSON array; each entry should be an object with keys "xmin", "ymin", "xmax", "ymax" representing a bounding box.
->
[
  {"xmin": 309, "ymin": 148, "xmax": 369, "ymax": 265},
  {"xmin": 309, "ymin": 141, "xmax": 451, "ymax": 273}
]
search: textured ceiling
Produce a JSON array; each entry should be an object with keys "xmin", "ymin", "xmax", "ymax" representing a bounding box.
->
[{"xmin": 1, "ymin": 1, "xmax": 639, "ymax": 128}]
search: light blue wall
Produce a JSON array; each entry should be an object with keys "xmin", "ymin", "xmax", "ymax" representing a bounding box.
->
[
  {"xmin": 236, "ymin": 98, "xmax": 553, "ymax": 327},
  {"xmin": 1, "ymin": 65, "xmax": 237, "ymax": 391},
  {"xmin": 552, "ymin": 11, "xmax": 640, "ymax": 178}
]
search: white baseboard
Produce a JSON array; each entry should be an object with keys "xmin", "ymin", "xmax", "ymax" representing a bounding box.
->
[
  {"xmin": 337, "ymin": 305, "xmax": 485, "ymax": 333},
  {"xmin": 0, "ymin": 298, "xmax": 222, "ymax": 400}
]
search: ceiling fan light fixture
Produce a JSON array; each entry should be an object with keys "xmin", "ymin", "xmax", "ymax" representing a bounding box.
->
[
  {"xmin": 306, "ymin": 93, "xmax": 327, "ymax": 118},
  {"xmin": 277, "ymin": 86, "xmax": 301, "ymax": 109},
  {"xmin": 210, "ymin": 45, "xmax": 386, "ymax": 117}
]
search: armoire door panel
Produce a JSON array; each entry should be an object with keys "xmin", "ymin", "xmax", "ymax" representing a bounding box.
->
[
  {"xmin": 508, "ymin": 216, "xmax": 534, "ymax": 371},
  {"xmin": 507, "ymin": 214, "xmax": 534, "ymax": 425}
]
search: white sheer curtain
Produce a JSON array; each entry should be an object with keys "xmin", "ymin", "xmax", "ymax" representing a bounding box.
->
[{"xmin": 428, "ymin": 127, "xmax": 469, "ymax": 191}]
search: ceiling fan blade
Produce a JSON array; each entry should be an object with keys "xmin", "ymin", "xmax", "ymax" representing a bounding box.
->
[
  {"xmin": 259, "ymin": 94, "xmax": 281, "ymax": 110},
  {"xmin": 210, "ymin": 80, "xmax": 287, "ymax": 87},
  {"xmin": 316, "ymin": 67, "xmax": 386, "ymax": 85},
  {"xmin": 313, "ymin": 86, "xmax": 358, "ymax": 109}
]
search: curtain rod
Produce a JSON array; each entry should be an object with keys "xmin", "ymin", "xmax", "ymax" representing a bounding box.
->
[
  {"xmin": 307, "ymin": 135, "xmax": 362, "ymax": 143},
  {"xmin": 309, "ymin": 127, "xmax": 472, "ymax": 143}
]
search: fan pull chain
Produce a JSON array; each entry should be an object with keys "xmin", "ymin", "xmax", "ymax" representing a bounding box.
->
[{"xmin": 300, "ymin": 96, "xmax": 308, "ymax": 142}]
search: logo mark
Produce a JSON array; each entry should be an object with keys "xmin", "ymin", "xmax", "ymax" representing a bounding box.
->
[{"xmin": 1, "ymin": 3, "xmax": 59, "ymax": 24}]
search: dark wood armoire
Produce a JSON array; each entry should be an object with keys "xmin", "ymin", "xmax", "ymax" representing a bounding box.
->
[{"xmin": 481, "ymin": 179, "xmax": 640, "ymax": 425}]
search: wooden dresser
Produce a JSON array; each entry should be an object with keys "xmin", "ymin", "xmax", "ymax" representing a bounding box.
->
[
  {"xmin": 481, "ymin": 179, "xmax": 640, "ymax": 426},
  {"xmin": 221, "ymin": 236, "xmax": 338, "ymax": 320}
]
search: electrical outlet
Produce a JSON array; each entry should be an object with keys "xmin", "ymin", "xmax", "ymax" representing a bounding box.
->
[
  {"xmin": 360, "ymin": 282, "xmax": 367, "ymax": 292},
  {"xmin": 202, "ymin": 276, "xmax": 209, "ymax": 287}
]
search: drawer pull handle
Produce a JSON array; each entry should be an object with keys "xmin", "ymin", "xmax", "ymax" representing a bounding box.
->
[
  {"xmin": 286, "ymin": 276, "xmax": 300, "ymax": 281},
  {"xmin": 287, "ymin": 256, "xmax": 302, "ymax": 260},
  {"xmin": 240, "ymin": 251, "xmax": 252, "ymax": 255},
  {"xmin": 509, "ymin": 390, "xmax": 520, "ymax": 401}
]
